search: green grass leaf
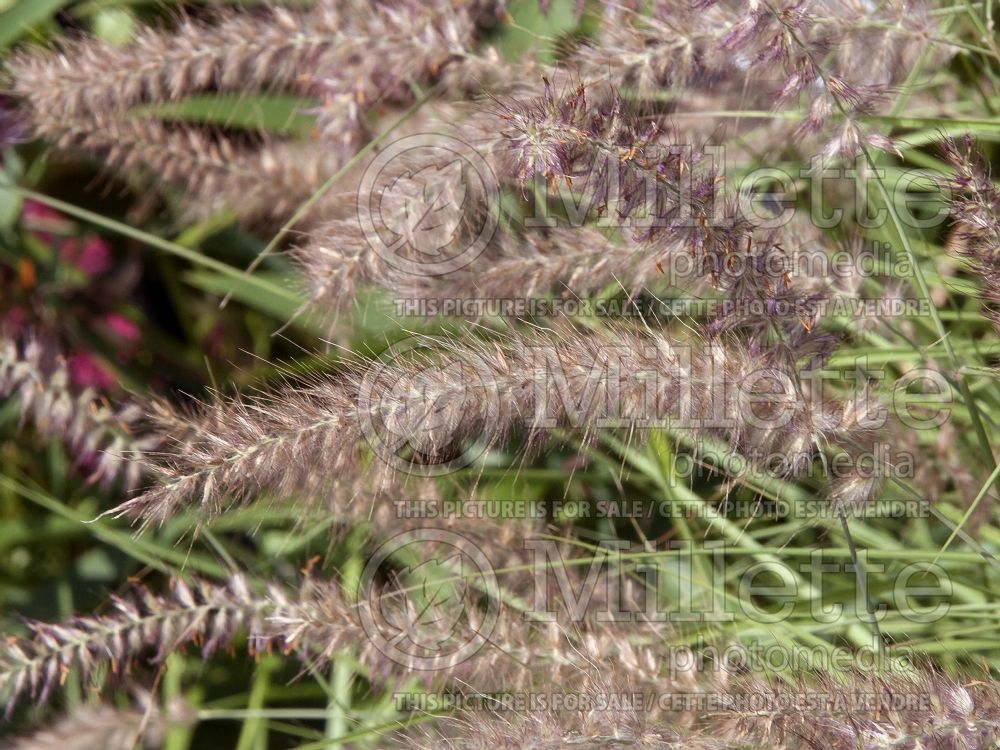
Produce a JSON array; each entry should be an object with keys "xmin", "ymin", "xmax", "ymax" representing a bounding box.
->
[
  {"xmin": 135, "ymin": 94, "xmax": 317, "ymax": 138},
  {"xmin": 0, "ymin": 0, "xmax": 72, "ymax": 48}
]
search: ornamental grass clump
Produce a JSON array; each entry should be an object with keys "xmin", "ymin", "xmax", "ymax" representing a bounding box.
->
[{"xmin": 1, "ymin": 2, "xmax": 999, "ymax": 749}]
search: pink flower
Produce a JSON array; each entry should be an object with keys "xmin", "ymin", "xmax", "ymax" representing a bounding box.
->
[
  {"xmin": 104, "ymin": 313, "xmax": 141, "ymax": 343},
  {"xmin": 22, "ymin": 199, "xmax": 61, "ymax": 223},
  {"xmin": 22, "ymin": 199, "xmax": 71, "ymax": 245},
  {"xmin": 68, "ymin": 350, "xmax": 116, "ymax": 391},
  {"xmin": 60, "ymin": 235, "xmax": 112, "ymax": 278}
]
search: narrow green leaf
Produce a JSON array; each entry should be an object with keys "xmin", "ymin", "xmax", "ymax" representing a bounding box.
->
[
  {"xmin": 0, "ymin": 0, "xmax": 72, "ymax": 49},
  {"xmin": 135, "ymin": 94, "xmax": 317, "ymax": 138}
]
